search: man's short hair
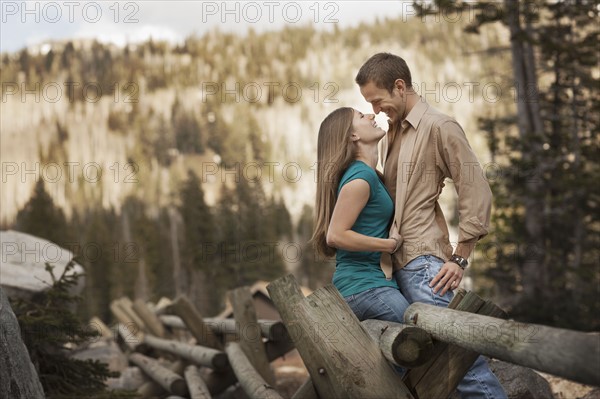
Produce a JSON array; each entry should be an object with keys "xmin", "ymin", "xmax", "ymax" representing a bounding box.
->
[{"xmin": 355, "ymin": 53, "xmax": 413, "ymax": 93}]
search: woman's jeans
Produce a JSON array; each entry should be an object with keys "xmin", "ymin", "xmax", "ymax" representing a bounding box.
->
[
  {"xmin": 343, "ymin": 286, "xmax": 410, "ymax": 376},
  {"xmin": 344, "ymin": 286, "xmax": 410, "ymax": 324},
  {"xmin": 393, "ymin": 255, "xmax": 507, "ymax": 399}
]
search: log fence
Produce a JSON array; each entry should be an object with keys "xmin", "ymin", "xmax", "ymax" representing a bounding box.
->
[{"xmin": 101, "ymin": 274, "xmax": 599, "ymax": 398}]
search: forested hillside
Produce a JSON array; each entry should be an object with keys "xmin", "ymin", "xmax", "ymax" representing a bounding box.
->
[{"xmin": 1, "ymin": 15, "xmax": 554, "ymax": 321}]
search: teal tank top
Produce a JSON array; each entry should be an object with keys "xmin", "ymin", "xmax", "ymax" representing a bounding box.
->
[{"xmin": 332, "ymin": 160, "xmax": 399, "ymax": 297}]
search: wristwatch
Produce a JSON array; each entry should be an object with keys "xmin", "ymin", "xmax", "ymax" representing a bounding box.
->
[{"xmin": 449, "ymin": 254, "xmax": 468, "ymax": 269}]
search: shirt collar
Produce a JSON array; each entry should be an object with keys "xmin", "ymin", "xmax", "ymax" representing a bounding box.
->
[{"xmin": 402, "ymin": 96, "xmax": 428, "ymax": 130}]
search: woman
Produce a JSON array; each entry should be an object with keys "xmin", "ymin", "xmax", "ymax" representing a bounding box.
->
[{"xmin": 311, "ymin": 107, "xmax": 409, "ymax": 324}]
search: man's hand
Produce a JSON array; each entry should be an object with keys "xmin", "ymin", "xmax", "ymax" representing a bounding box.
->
[{"xmin": 429, "ymin": 261, "xmax": 464, "ymax": 296}]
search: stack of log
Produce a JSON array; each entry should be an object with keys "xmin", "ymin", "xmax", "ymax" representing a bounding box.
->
[
  {"xmin": 95, "ymin": 274, "xmax": 599, "ymax": 399},
  {"xmin": 104, "ymin": 288, "xmax": 297, "ymax": 398}
]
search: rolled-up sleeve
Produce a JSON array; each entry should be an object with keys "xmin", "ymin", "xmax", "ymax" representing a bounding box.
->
[{"xmin": 436, "ymin": 120, "xmax": 492, "ymax": 243}]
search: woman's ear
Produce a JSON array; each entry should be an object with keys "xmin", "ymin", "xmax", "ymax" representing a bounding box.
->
[{"xmin": 350, "ymin": 132, "xmax": 360, "ymax": 142}]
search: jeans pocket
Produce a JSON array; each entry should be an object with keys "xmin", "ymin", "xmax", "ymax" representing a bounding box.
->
[{"xmin": 400, "ymin": 256, "xmax": 429, "ymax": 272}]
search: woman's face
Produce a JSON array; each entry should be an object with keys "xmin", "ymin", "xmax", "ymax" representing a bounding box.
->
[{"xmin": 351, "ymin": 109, "xmax": 386, "ymax": 143}]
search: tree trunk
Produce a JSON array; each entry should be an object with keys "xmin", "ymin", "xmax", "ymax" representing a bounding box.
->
[
  {"xmin": 505, "ymin": 0, "xmax": 546, "ymax": 301},
  {"xmin": 0, "ymin": 288, "xmax": 45, "ymax": 399}
]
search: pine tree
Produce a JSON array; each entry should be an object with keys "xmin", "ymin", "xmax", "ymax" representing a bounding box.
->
[
  {"xmin": 11, "ymin": 261, "xmax": 136, "ymax": 398},
  {"xmin": 416, "ymin": 0, "xmax": 600, "ymax": 330},
  {"xmin": 179, "ymin": 170, "xmax": 215, "ymax": 313},
  {"xmin": 14, "ymin": 180, "xmax": 72, "ymax": 249}
]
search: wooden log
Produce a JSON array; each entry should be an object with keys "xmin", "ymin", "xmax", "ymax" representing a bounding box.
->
[
  {"xmin": 119, "ymin": 297, "xmax": 147, "ymax": 331},
  {"xmin": 361, "ymin": 319, "xmax": 434, "ymax": 368},
  {"xmin": 129, "ymin": 353, "xmax": 188, "ymax": 396},
  {"xmin": 162, "ymin": 315, "xmax": 292, "ymax": 343},
  {"xmin": 184, "ymin": 365, "xmax": 212, "ymax": 399},
  {"xmin": 155, "ymin": 297, "xmax": 173, "ymax": 315},
  {"xmin": 267, "ymin": 274, "xmax": 413, "ymax": 399},
  {"xmin": 89, "ymin": 316, "xmax": 113, "ymax": 339},
  {"xmin": 133, "ymin": 299, "xmax": 166, "ymax": 338},
  {"xmin": 159, "ymin": 314, "xmax": 187, "ymax": 329},
  {"xmin": 201, "ymin": 368, "xmax": 238, "ymax": 396},
  {"xmin": 218, "ymin": 384, "xmax": 250, "ymax": 399},
  {"xmin": 137, "ymin": 359, "xmax": 185, "ymax": 398},
  {"xmin": 116, "ymin": 322, "xmax": 144, "ymax": 351},
  {"xmin": 204, "ymin": 318, "xmax": 291, "ymax": 342},
  {"xmin": 264, "ymin": 339, "xmax": 296, "ymax": 361},
  {"xmin": 225, "ymin": 342, "xmax": 283, "ymax": 399},
  {"xmin": 201, "ymin": 329, "xmax": 298, "ymax": 396},
  {"xmin": 143, "ymin": 334, "xmax": 229, "ymax": 371},
  {"xmin": 405, "ymin": 302, "xmax": 600, "ymax": 386},
  {"xmin": 291, "ymin": 378, "xmax": 319, "ymax": 399},
  {"xmin": 403, "ymin": 291, "xmax": 487, "ymax": 397},
  {"xmin": 229, "ymin": 287, "xmax": 276, "ymax": 386},
  {"xmin": 448, "ymin": 288, "xmax": 467, "ymax": 308},
  {"xmin": 167, "ymin": 295, "xmax": 222, "ymax": 349}
]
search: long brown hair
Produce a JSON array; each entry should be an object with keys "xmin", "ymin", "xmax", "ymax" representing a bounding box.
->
[{"xmin": 311, "ymin": 107, "xmax": 357, "ymax": 257}]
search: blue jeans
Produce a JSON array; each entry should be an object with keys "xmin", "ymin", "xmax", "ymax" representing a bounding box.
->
[
  {"xmin": 393, "ymin": 255, "xmax": 507, "ymax": 399},
  {"xmin": 343, "ymin": 286, "xmax": 410, "ymax": 323},
  {"xmin": 343, "ymin": 286, "xmax": 410, "ymax": 376}
]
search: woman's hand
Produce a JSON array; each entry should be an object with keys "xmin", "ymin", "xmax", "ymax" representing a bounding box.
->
[{"xmin": 389, "ymin": 232, "xmax": 402, "ymax": 254}]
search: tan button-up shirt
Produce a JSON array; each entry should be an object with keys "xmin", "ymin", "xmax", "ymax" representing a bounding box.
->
[{"xmin": 382, "ymin": 97, "xmax": 492, "ymax": 271}]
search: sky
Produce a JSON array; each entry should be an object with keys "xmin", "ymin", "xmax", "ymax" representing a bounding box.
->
[{"xmin": 1, "ymin": 1, "xmax": 416, "ymax": 53}]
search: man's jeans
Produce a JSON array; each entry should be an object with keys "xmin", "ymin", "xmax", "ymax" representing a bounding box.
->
[{"xmin": 393, "ymin": 255, "xmax": 507, "ymax": 399}]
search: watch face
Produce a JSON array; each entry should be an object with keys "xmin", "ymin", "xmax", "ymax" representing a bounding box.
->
[{"xmin": 452, "ymin": 255, "xmax": 467, "ymax": 268}]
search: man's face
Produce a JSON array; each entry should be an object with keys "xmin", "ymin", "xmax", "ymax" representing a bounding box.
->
[{"xmin": 359, "ymin": 80, "xmax": 406, "ymax": 124}]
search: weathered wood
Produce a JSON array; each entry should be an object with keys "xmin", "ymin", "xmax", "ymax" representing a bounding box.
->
[
  {"xmin": 119, "ymin": 297, "xmax": 147, "ymax": 331},
  {"xmin": 116, "ymin": 322, "xmax": 145, "ymax": 351},
  {"xmin": 162, "ymin": 315, "xmax": 291, "ymax": 343},
  {"xmin": 204, "ymin": 317, "xmax": 291, "ymax": 342},
  {"xmin": 217, "ymin": 384, "xmax": 251, "ymax": 399},
  {"xmin": 129, "ymin": 353, "xmax": 188, "ymax": 396},
  {"xmin": 448, "ymin": 288, "xmax": 467, "ymax": 309},
  {"xmin": 264, "ymin": 338, "xmax": 296, "ymax": 360},
  {"xmin": 133, "ymin": 298, "xmax": 166, "ymax": 338},
  {"xmin": 137, "ymin": 359, "xmax": 185, "ymax": 398},
  {"xmin": 201, "ymin": 368, "xmax": 238, "ymax": 396},
  {"xmin": 167, "ymin": 295, "xmax": 222, "ymax": 349},
  {"xmin": 143, "ymin": 334, "xmax": 229, "ymax": 371},
  {"xmin": 403, "ymin": 290, "xmax": 487, "ymax": 397},
  {"xmin": 361, "ymin": 319, "xmax": 434, "ymax": 368},
  {"xmin": 201, "ymin": 336, "xmax": 294, "ymax": 397},
  {"xmin": 225, "ymin": 341, "xmax": 283, "ymax": 399},
  {"xmin": 267, "ymin": 274, "xmax": 413, "ymax": 399},
  {"xmin": 111, "ymin": 299, "xmax": 145, "ymax": 349},
  {"xmin": 0, "ymin": 287, "xmax": 45, "ymax": 399},
  {"xmin": 291, "ymin": 378, "xmax": 320, "ymax": 399},
  {"xmin": 154, "ymin": 297, "xmax": 173, "ymax": 315},
  {"xmin": 229, "ymin": 287, "xmax": 276, "ymax": 386},
  {"xmin": 159, "ymin": 314, "xmax": 187, "ymax": 329},
  {"xmin": 184, "ymin": 365, "xmax": 212, "ymax": 399},
  {"xmin": 89, "ymin": 316, "xmax": 113, "ymax": 339},
  {"xmin": 405, "ymin": 302, "xmax": 600, "ymax": 386}
]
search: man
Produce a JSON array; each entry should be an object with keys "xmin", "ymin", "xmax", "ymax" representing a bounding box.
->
[{"xmin": 356, "ymin": 53, "xmax": 506, "ymax": 398}]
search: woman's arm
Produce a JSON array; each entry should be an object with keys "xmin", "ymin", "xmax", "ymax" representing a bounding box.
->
[{"xmin": 326, "ymin": 179, "xmax": 398, "ymax": 253}]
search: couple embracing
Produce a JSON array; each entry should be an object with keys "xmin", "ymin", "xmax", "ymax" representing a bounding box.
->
[{"xmin": 311, "ymin": 53, "xmax": 506, "ymax": 399}]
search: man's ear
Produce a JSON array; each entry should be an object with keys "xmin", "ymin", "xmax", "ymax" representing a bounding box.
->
[{"xmin": 394, "ymin": 79, "xmax": 406, "ymax": 95}]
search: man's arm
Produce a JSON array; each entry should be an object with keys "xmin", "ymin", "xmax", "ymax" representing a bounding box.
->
[{"xmin": 429, "ymin": 120, "xmax": 493, "ymax": 295}]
